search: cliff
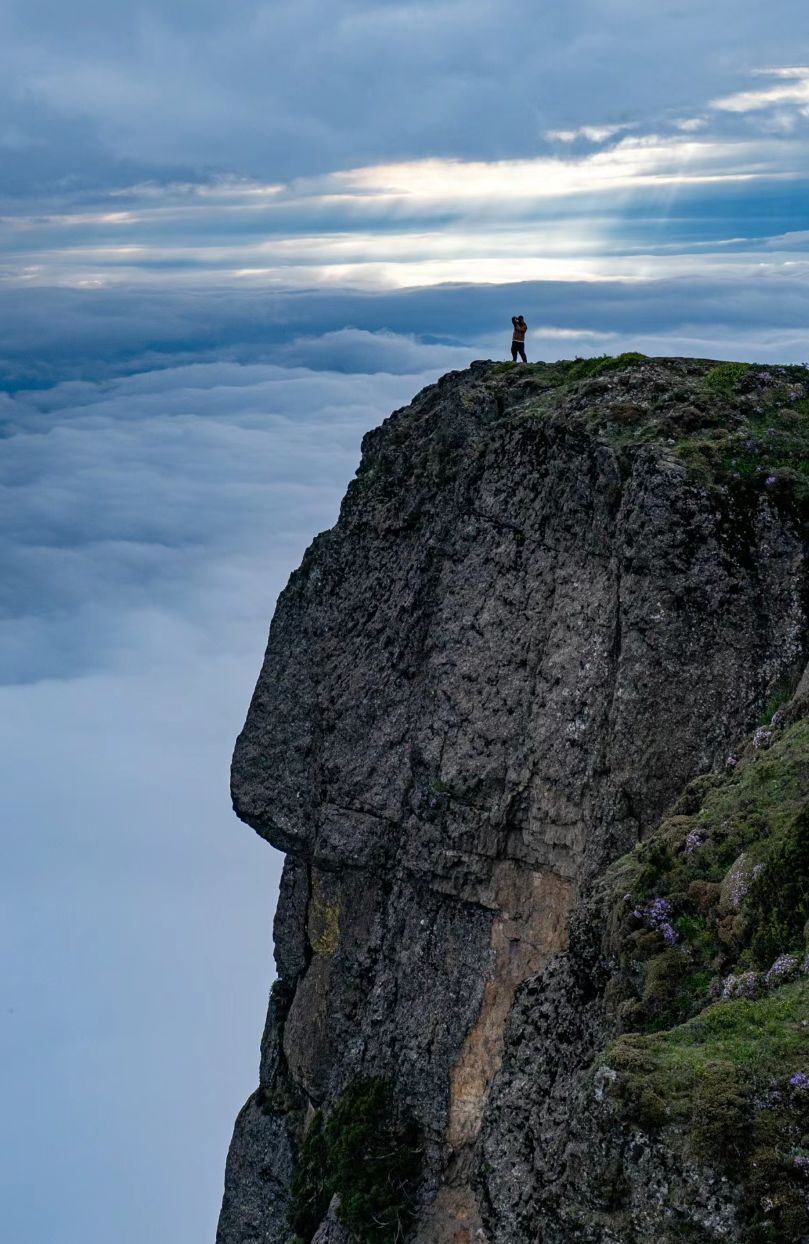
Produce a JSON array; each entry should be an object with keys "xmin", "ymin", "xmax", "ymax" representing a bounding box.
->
[{"xmin": 217, "ymin": 355, "xmax": 809, "ymax": 1244}]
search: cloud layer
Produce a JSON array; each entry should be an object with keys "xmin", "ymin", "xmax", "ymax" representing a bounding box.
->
[
  {"xmin": 3, "ymin": 65, "xmax": 808, "ymax": 316},
  {"xmin": 0, "ymin": 337, "xmax": 469, "ymax": 1243},
  {"xmin": 1, "ymin": 337, "xmax": 471, "ymax": 684}
]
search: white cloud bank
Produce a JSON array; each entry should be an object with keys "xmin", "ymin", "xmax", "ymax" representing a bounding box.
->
[
  {"xmin": 0, "ymin": 335, "xmax": 466, "ymax": 1244},
  {"xmin": 712, "ymin": 65, "xmax": 809, "ymax": 112}
]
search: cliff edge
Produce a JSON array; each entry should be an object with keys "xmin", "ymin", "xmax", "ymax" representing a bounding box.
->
[{"xmin": 217, "ymin": 355, "xmax": 809, "ymax": 1244}]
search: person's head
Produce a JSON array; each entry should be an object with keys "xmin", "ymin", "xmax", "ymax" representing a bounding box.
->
[{"xmin": 515, "ymin": 315, "xmax": 525, "ymax": 324}]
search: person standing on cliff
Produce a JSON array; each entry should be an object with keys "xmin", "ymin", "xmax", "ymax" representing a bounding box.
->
[{"xmin": 511, "ymin": 315, "xmax": 528, "ymax": 363}]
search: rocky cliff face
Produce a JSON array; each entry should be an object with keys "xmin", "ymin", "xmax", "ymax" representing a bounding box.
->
[{"xmin": 217, "ymin": 356, "xmax": 809, "ymax": 1244}]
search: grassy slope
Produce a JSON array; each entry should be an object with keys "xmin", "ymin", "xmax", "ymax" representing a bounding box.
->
[
  {"xmin": 597, "ymin": 693, "xmax": 809, "ymax": 1240},
  {"xmin": 497, "ymin": 354, "xmax": 809, "ymax": 505}
]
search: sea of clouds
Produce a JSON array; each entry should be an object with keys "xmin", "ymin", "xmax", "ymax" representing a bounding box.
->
[{"xmin": 0, "ymin": 323, "xmax": 474, "ymax": 1244}]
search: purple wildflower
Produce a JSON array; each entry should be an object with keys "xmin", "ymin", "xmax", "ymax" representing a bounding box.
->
[
  {"xmin": 765, "ymin": 474, "xmax": 777, "ymax": 488},
  {"xmin": 721, "ymin": 970, "xmax": 761, "ymax": 1001},
  {"xmin": 753, "ymin": 727, "xmax": 772, "ymax": 750},
  {"xmin": 685, "ymin": 829, "xmax": 707, "ymax": 855},
  {"xmin": 633, "ymin": 897, "xmax": 678, "ymax": 942},
  {"xmin": 771, "ymin": 710, "xmax": 783, "ymax": 728},
  {"xmin": 646, "ymin": 897, "xmax": 673, "ymax": 929},
  {"xmin": 789, "ymin": 1072, "xmax": 809, "ymax": 1092},
  {"xmin": 793, "ymin": 1154, "xmax": 809, "ymax": 1175},
  {"xmin": 765, "ymin": 953, "xmax": 800, "ymax": 989},
  {"xmin": 726, "ymin": 754, "xmax": 738, "ymax": 769},
  {"xmin": 724, "ymin": 854, "xmax": 760, "ymax": 910}
]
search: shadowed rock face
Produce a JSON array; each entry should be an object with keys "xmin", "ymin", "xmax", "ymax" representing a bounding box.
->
[{"xmin": 217, "ymin": 357, "xmax": 809, "ymax": 1244}]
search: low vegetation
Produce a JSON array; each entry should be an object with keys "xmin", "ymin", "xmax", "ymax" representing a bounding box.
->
[
  {"xmin": 491, "ymin": 350, "xmax": 647, "ymax": 380},
  {"xmin": 289, "ymin": 1076, "xmax": 423, "ymax": 1244},
  {"xmin": 598, "ymin": 689, "xmax": 809, "ymax": 1239},
  {"xmin": 498, "ymin": 355, "xmax": 809, "ymax": 509}
]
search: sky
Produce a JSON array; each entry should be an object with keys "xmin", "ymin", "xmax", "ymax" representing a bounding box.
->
[{"xmin": 2, "ymin": 3, "xmax": 809, "ymax": 1243}]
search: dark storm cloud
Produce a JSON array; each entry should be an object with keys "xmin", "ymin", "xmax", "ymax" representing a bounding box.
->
[{"xmin": 1, "ymin": 0, "xmax": 808, "ymax": 193}]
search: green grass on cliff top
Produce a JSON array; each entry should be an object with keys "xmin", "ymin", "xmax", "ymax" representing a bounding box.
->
[{"xmin": 494, "ymin": 353, "xmax": 809, "ymax": 508}]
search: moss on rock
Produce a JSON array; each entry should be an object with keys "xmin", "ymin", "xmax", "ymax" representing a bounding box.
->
[
  {"xmin": 289, "ymin": 1076, "xmax": 422, "ymax": 1244},
  {"xmin": 595, "ymin": 690, "xmax": 809, "ymax": 1240},
  {"xmin": 747, "ymin": 801, "xmax": 809, "ymax": 966},
  {"xmin": 605, "ymin": 983, "xmax": 809, "ymax": 1239}
]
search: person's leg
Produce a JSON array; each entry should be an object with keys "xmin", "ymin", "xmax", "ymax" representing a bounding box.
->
[
  {"xmin": 511, "ymin": 343, "xmax": 519, "ymax": 361},
  {"xmin": 518, "ymin": 345, "xmax": 527, "ymax": 363}
]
